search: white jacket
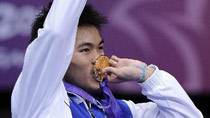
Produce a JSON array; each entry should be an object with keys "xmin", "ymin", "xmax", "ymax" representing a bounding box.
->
[{"xmin": 11, "ymin": 0, "xmax": 203, "ymax": 118}]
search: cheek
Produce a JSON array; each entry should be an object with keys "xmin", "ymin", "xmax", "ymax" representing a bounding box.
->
[
  {"xmin": 67, "ymin": 61, "xmax": 90, "ymax": 82},
  {"xmin": 71, "ymin": 59, "xmax": 91, "ymax": 74},
  {"xmin": 69, "ymin": 52, "xmax": 93, "ymax": 77}
]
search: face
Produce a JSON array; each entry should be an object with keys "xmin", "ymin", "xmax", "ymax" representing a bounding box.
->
[{"xmin": 65, "ymin": 26, "xmax": 104, "ymax": 91}]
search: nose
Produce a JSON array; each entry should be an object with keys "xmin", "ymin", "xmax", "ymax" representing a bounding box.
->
[{"xmin": 91, "ymin": 50, "xmax": 103, "ymax": 65}]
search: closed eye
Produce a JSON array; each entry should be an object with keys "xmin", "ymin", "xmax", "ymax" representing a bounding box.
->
[
  {"xmin": 98, "ymin": 46, "xmax": 104, "ymax": 50},
  {"xmin": 80, "ymin": 48, "xmax": 90, "ymax": 52}
]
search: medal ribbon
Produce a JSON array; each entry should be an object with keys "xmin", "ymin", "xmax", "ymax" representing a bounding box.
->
[{"xmin": 64, "ymin": 78, "xmax": 123, "ymax": 118}]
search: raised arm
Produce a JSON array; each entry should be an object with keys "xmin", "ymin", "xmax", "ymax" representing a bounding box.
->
[{"xmin": 11, "ymin": 0, "xmax": 86, "ymax": 117}]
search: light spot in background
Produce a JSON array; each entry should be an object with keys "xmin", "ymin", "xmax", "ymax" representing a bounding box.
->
[
  {"xmin": 0, "ymin": 2, "xmax": 38, "ymax": 41},
  {"xmin": 0, "ymin": 47, "xmax": 24, "ymax": 71}
]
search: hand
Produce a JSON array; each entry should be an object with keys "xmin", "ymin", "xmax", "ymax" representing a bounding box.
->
[{"xmin": 103, "ymin": 55, "xmax": 145, "ymax": 83}]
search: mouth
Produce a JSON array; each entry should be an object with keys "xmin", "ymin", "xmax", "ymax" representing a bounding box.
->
[{"xmin": 92, "ymin": 69, "xmax": 100, "ymax": 82}]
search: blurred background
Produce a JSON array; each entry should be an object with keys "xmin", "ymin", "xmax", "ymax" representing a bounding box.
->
[{"xmin": 0, "ymin": 0, "xmax": 210, "ymax": 117}]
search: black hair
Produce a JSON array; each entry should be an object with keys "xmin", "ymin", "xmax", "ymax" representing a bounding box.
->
[{"xmin": 30, "ymin": 2, "xmax": 108, "ymax": 44}]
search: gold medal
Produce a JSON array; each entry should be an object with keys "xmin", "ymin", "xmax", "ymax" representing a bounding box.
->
[{"xmin": 93, "ymin": 55, "xmax": 110, "ymax": 82}]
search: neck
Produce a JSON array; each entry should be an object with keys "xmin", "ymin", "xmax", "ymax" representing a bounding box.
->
[{"xmin": 86, "ymin": 88, "xmax": 105, "ymax": 100}]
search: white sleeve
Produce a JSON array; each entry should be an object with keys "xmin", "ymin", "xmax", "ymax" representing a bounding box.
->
[
  {"xmin": 11, "ymin": 0, "xmax": 86, "ymax": 117},
  {"xmin": 124, "ymin": 65, "xmax": 203, "ymax": 118}
]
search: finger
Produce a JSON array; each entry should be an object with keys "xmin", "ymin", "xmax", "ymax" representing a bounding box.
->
[
  {"xmin": 111, "ymin": 55, "xmax": 119, "ymax": 62},
  {"xmin": 107, "ymin": 74, "xmax": 121, "ymax": 83},
  {"xmin": 109, "ymin": 59, "xmax": 117, "ymax": 66},
  {"xmin": 107, "ymin": 74, "xmax": 117, "ymax": 81},
  {"xmin": 102, "ymin": 67, "xmax": 120, "ymax": 76}
]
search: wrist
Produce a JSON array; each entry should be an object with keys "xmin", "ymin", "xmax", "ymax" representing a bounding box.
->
[
  {"xmin": 145, "ymin": 65, "xmax": 155, "ymax": 79},
  {"xmin": 136, "ymin": 62, "xmax": 147, "ymax": 83},
  {"xmin": 133, "ymin": 62, "xmax": 155, "ymax": 83},
  {"xmin": 136, "ymin": 64, "xmax": 155, "ymax": 83}
]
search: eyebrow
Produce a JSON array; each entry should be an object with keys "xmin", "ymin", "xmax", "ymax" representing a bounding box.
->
[
  {"xmin": 77, "ymin": 40, "xmax": 104, "ymax": 48},
  {"xmin": 99, "ymin": 40, "xmax": 104, "ymax": 45}
]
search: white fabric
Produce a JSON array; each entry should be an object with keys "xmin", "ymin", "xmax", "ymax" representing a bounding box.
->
[
  {"xmin": 124, "ymin": 65, "xmax": 203, "ymax": 118},
  {"xmin": 11, "ymin": 0, "xmax": 87, "ymax": 118},
  {"xmin": 11, "ymin": 0, "xmax": 203, "ymax": 118}
]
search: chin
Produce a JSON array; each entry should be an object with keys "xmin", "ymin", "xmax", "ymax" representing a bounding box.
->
[{"xmin": 91, "ymin": 83, "xmax": 101, "ymax": 90}]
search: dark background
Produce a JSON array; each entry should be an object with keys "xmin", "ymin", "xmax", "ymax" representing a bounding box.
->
[{"xmin": 1, "ymin": 91, "xmax": 210, "ymax": 118}]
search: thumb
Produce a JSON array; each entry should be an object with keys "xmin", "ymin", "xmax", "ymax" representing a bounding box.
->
[{"xmin": 103, "ymin": 67, "xmax": 120, "ymax": 75}]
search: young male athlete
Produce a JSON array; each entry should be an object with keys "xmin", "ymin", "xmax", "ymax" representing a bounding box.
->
[{"xmin": 11, "ymin": 0, "xmax": 203, "ymax": 118}]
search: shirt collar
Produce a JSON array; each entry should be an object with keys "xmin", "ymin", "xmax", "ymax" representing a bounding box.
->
[{"xmin": 67, "ymin": 91, "xmax": 84, "ymax": 104}]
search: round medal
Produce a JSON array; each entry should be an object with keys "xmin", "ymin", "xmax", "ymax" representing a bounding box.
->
[{"xmin": 93, "ymin": 55, "xmax": 110, "ymax": 82}]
